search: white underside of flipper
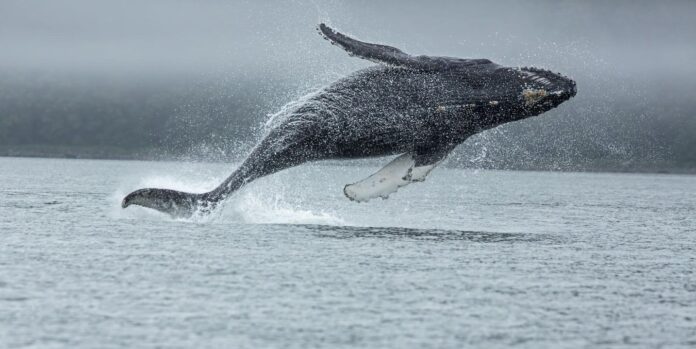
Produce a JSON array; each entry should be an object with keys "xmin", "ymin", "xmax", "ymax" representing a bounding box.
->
[{"xmin": 344, "ymin": 153, "xmax": 440, "ymax": 202}]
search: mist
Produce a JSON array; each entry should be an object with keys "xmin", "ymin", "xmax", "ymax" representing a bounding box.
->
[{"xmin": 1, "ymin": 0, "xmax": 695, "ymax": 171}]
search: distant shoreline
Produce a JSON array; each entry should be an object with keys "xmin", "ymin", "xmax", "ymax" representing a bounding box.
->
[{"xmin": 2, "ymin": 147, "xmax": 694, "ymax": 176}]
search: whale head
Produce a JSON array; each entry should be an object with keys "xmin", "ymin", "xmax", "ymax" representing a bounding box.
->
[{"xmin": 514, "ymin": 67, "xmax": 576, "ymax": 115}]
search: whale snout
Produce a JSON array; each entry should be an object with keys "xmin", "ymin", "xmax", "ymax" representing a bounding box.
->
[
  {"xmin": 520, "ymin": 71, "xmax": 576, "ymax": 112},
  {"xmin": 518, "ymin": 67, "xmax": 576, "ymax": 102},
  {"xmin": 556, "ymin": 77, "xmax": 577, "ymax": 99},
  {"xmin": 546, "ymin": 76, "xmax": 576, "ymax": 105}
]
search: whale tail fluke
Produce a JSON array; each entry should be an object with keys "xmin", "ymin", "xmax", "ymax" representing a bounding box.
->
[{"xmin": 121, "ymin": 188, "xmax": 214, "ymax": 218}]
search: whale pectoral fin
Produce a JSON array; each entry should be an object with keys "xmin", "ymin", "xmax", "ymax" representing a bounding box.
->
[
  {"xmin": 318, "ymin": 23, "xmax": 494, "ymax": 70},
  {"xmin": 343, "ymin": 150, "xmax": 448, "ymax": 202},
  {"xmin": 318, "ymin": 23, "xmax": 416, "ymax": 67},
  {"xmin": 344, "ymin": 153, "xmax": 415, "ymax": 202}
]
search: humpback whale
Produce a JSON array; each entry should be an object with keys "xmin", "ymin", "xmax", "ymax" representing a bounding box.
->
[{"xmin": 122, "ymin": 24, "xmax": 577, "ymax": 217}]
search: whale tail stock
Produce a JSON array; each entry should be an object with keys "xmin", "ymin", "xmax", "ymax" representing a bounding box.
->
[{"xmin": 121, "ymin": 131, "xmax": 312, "ymax": 218}]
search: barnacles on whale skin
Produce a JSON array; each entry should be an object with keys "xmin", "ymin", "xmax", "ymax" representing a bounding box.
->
[{"xmin": 522, "ymin": 88, "xmax": 548, "ymax": 106}]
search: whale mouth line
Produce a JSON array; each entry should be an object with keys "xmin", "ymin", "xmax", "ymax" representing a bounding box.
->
[
  {"xmin": 529, "ymin": 76, "xmax": 551, "ymax": 86},
  {"xmin": 518, "ymin": 69, "xmax": 552, "ymax": 86}
]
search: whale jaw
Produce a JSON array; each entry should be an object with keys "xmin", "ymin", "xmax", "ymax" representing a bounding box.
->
[{"xmin": 122, "ymin": 188, "xmax": 211, "ymax": 218}]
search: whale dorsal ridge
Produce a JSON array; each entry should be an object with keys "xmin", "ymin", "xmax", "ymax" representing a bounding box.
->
[{"xmin": 318, "ymin": 23, "xmax": 494, "ymax": 71}]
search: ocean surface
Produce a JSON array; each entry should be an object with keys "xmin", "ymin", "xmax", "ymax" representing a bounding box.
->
[{"xmin": 1, "ymin": 156, "xmax": 695, "ymax": 348}]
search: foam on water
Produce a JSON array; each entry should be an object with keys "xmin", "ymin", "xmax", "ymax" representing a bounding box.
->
[
  {"xmin": 219, "ymin": 167, "xmax": 348, "ymax": 225},
  {"xmin": 226, "ymin": 191, "xmax": 347, "ymax": 225}
]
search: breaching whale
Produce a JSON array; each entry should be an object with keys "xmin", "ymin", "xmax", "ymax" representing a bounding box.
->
[{"xmin": 122, "ymin": 23, "xmax": 577, "ymax": 217}]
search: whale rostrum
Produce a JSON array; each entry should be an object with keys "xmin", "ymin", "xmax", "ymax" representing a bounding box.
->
[{"xmin": 122, "ymin": 24, "xmax": 577, "ymax": 218}]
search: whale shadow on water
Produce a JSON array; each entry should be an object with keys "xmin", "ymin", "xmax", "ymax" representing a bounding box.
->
[{"xmin": 296, "ymin": 224, "xmax": 554, "ymax": 243}]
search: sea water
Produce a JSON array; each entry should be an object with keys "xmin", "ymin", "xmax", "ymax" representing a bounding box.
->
[{"xmin": 1, "ymin": 157, "xmax": 694, "ymax": 348}]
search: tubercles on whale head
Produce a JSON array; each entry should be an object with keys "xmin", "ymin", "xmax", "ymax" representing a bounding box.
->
[{"xmin": 515, "ymin": 67, "xmax": 576, "ymax": 110}]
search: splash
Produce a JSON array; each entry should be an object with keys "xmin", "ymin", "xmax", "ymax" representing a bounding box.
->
[
  {"xmin": 225, "ymin": 190, "xmax": 346, "ymax": 226},
  {"xmin": 263, "ymin": 87, "xmax": 324, "ymax": 132},
  {"xmin": 114, "ymin": 164, "xmax": 347, "ymax": 226}
]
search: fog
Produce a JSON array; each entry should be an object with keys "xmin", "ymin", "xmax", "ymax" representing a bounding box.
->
[{"xmin": 1, "ymin": 0, "xmax": 695, "ymax": 171}]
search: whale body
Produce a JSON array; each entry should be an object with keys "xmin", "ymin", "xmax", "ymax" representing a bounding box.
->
[{"xmin": 122, "ymin": 24, "xmax": 577, "ymax": 217}]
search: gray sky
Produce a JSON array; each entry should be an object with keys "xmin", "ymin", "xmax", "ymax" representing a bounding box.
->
[
  {"xmin": 2, "ymin": 0, "xmax": 695, "ymax": 83},
  {"xmin": 1, "ymin": 0, "xmax": 694, "ymax": 169}
]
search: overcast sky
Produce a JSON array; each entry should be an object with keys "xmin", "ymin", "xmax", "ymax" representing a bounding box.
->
[
  {"xmin": 1, "ymin": 0, "xmax": 694, "ymax": 168},
  {"xmin": 1, "ymin": 0, "xmax": 695, "ymax": 84}
]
